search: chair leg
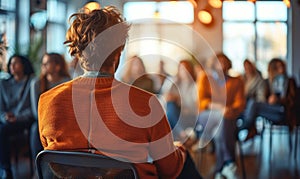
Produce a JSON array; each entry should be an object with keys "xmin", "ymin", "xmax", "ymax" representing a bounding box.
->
[
  {"xmin": 289, "ymin": 130, "xmax": 292, "ymax": 156},
  {"xmin": 237, "ymin": 140, "xmax": 246, "ymax": 179},
  {"xmin": 295, "ymin": 127, "xmax": 298, "ymax": 160},
  {"xmin": 269, "ymin": 124, "xmax": 273, "ymax": 161}
]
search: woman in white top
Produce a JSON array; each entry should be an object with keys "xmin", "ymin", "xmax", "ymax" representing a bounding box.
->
[{"xmin": 162, "ymin": 60, "xmax": 198, "ymax": 143}]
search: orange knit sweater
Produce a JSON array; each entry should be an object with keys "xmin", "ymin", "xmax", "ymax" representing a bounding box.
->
[
  {"xmin": 38, "ymin": 77, "xmax": 185, "ymax": 179},
  {"xmin": 197, "ymin": 74, "xmax": 246, "ymax": 120}
]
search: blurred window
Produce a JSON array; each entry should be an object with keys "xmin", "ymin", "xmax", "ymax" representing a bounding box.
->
[
  {"xmin": 123, "ymin": 1, "xmax": 194, "ymax": 23},
  {"xmin": 46, "ymin": 0, "xmax": 67, "ymax": 53},
  {"xmin": 223, "ymin": 1, "xmax": 288, "ymax": 77},
  {"xmin": 0, "ymin": 0, "xmax": 16, "ymax": 60}
]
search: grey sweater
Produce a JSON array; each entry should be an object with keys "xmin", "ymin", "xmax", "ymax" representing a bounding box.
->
[{"xmin": 0, "ymin": 76, "xmax": 34, "ymax": 123}]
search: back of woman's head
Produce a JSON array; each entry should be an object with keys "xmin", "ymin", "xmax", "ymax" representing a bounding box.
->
[
  {"xmin": 45, "ymin": 53, "xmax": 70, "ymax": 78},
  {"xmin": 7, "ymin": 54, "xmax": 34, "ymax": 76},
  {"xmin": 64, "ymin": 6, "xmax": 130, "ymax": 71}
]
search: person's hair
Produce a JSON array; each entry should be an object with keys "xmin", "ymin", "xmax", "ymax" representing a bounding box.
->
[
  {"xmin": 7, "ymin": 54, "xmax": 35, "ymax": 99},
  {"xmin": 216, "ymin": 53, "xmax": 232, "ymax": 72},
  {"xmin": 122, "ymin": 55, "xmax": 146, "ymax": 83},
  {"xmin": 7, "ymin": 54, "xmax": 34, "ymax": 76},
  {"xmin": 243, "ymin": 59, "xmax": 257, "ymax": 75},
  {"xmin": 268, "ymin": 58, "xmax": 286, "ymax": 81},
  {"xmin": 39, "ymin": 53, "xmax": 70, "ymax": 93},
  {"xmin": 206, "ymin": 52, "xmax": 232, "ymax": 73},
  {"xmin": 64, "ymin": 6, "xmax": 130, "ymax": 71},
  {"xmin": 177, "ymin": 59, "xmax": 196, "ymax": 82}
]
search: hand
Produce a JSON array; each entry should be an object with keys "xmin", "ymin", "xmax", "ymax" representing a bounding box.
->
[{"xmin": 5, "ymin": 112, "xmax": 17, "ymax": 123}]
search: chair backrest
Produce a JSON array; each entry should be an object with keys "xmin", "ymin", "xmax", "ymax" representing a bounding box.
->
[{"xmin": 36, "ymin": 150, "xmax": 139, "ymax": 179}]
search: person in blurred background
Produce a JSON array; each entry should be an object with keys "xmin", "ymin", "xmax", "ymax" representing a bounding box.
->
[
  {"xmin": 238, "ymin": 59, "xmax": 266, "ymax": 140},
  {"xmin": 30, "ymin": 52, "xmax": 70, "ymax": 165},
  {"xmin": 161, "ymin": 60, "xmax": 198, "ymax": 146},
  {"xmin": 242, "ymin": 58, "xmax": 297, "ymax": 139},
  {"xmin": 0, "ymin": 55, "xmax": 35, "ymax": 179},
  {"xmin": 121, "ymin": 55, "xmax": 156, "ymax": 94},
  {"xmin": 196, "ymin": 53, "xmax": 245, "ymax": 179}
]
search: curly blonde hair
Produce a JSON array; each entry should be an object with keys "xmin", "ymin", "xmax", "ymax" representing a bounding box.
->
[{"xmin": 64, "ymin": 6, "xmax": 130, "ymax": 71}]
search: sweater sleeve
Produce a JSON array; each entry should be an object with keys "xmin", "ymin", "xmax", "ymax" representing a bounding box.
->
[{"xmin": 148, "ymin": 98, "xmax": 186, "ymax": 179}]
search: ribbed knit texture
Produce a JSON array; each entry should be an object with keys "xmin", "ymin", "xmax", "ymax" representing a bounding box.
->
[{"xmin": 38, "ymin": 76, "xmax": 185, "ymax": 179}]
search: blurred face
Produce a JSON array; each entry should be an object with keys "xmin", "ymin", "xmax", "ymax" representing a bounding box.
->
[
  {"xmin": 9, "ymin": 57, "xmax": 24, "ymax": 76},
  {"xmin": 41, "ymin": 55, "xmax": 57, "ymax": 75},
  {"xmin": 276, "ymin": 61, "xmax": 285, "ymax": 75}
]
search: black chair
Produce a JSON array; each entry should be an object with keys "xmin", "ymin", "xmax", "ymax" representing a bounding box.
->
[
  {"xmin": 261, "ymin": 116, "xmax": 292, "ymax": 160},
  {"xmin": 36, "ymin": 150, "xmax": 139, "ymax": 179}
]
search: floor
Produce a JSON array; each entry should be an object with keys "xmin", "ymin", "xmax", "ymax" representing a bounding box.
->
[
  {"xmin": 10, "ymin": 126, "xmax": 300, "ymax": 179},
  {"xmin": 191, "ymin": 125, "xmax": 300, "ymax": 179}
]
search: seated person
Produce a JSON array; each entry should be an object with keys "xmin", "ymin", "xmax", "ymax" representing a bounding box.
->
[
  {"xmin": 0, "ymin": 55, "xmax": 35, "ymax": 178},
  {"xmin": 30, "ymin": 52, "xmax": 71, "ymax": 162},
  {"xmin": 161, "ymin": 60, "xmax": 198, "ymax": 144},
  {"xmin": 38, "ymin": 6, "xmax": 201, "ymax": 179},
  {"xmin": 196, "ymin": 53, "xmax": 245, "ymax": 179},
  {"xmin": 240, "ymin": 58, "xmax": 297, "ymax": 139},
  {"xmin": 238, "ymin": 59, "xmax": 266, "ymax": 139}
]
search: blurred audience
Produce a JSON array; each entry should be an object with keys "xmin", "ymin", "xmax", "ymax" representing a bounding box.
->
[
  {"xmin": 0, "ymin": 55, "xmax": 35, "ymax": 179},
  {"xmin": 30, "ymin": 52, "xmax": 71, "ymax": 163},
  {"xmin": 161, "ymin": 60, "xmax": 198, "ymax": 145},
  {"xmin": 241, "ymin": 58, "xmax": 297, "ymax": 139},
  {"xmin": 121, "ymin": 55, "xmax": 156, "ymax": 94},
  {"xmin": 238, "ymin": 59, "xmax": 266, "ymax": 139},
  {"xmin": 155, "ymin": 60, "xmax": 169, "ymax": 94},
  {"xmin": 196, "ymin": 53, "xmax": 245, "ymax": 179}
]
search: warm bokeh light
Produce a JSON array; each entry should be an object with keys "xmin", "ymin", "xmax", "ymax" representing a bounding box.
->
[
  {"xmin": 208, "ymin": 0, "xmax": 222, "ymax": 8},
  {"xmin": 247, "ymin": 0, "xmax": 256, "ymax": 2},
  {"xmin": 84, "ymin": 1, "xmax": 101, "ymax": 13},
  {"xmin": 188, "ymin": 0, "xmax": 198, "ymax": 8},
  {"xmin": 198, "ymin": 10, "xmax": 213, "ymax": 25},
  {"xmin": 154, "ymin": 10, "xmax": 160, "ymax": 19},
  {"xmin": 283, "ymin": 0, "xmax": 291, "ymax": 8}
]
